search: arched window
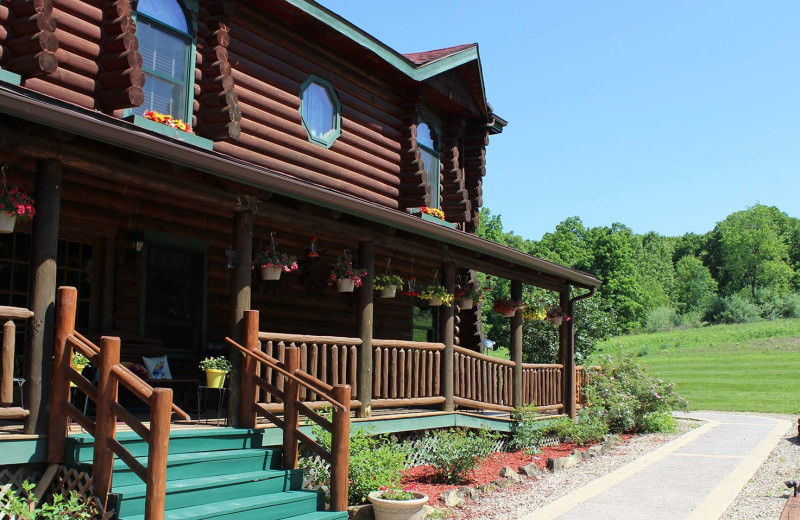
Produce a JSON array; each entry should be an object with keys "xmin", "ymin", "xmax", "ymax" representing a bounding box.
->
[
  {"xmin": 132, "ymin": 0, "xmax": 193, "ymax": 120},
  {"xmin": 417, "ymin": 121, "xmax": 440, "ymax": 209}
]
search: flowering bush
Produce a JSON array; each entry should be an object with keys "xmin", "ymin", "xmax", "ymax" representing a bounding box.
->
[
  {"xmin": 419, "ymin": 206, "xmax": 445, "ymax": 220},
  {"xmin": 143, "ymin": 110, "xmax": 192, "ymax": 133},
  {"xmin": 374, "ymin": 274, "xmax": 404, "ymax": 290},
  {"xmin": 419, "ymin": 284, "xmax": 454, "ymax": 306},
  {"xmin": 253, "ymin": 243, "xmax": 298, "ymax": 272},
  {"xmin": 198, "ymin": 356, "xmax": 233, "ymax": 372},
  {"xmin": 584, "ymin": 355, "xmax": 687, "ymax": 433},
  {"xmin": 492, "ymin": 298, "xmax": 522, "ymax": 315},
  {"xmin": 0, "ymin": 188, "xmax": 35, "ymax": 221},
  {"xmin": 328, "ymin": 256, "xmax": 368, "ymax": 287},
  {"xmin": 376, "ymin": 484, "xmax": 420, "ymax": 501}
]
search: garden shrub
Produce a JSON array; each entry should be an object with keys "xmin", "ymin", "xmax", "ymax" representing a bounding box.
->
[
  {"xmin": 423, "ymin": 428, "xmax": 498, "ymax": 483},
  {"xmin": 711, "ymin": 294, "xmax": 762, "ymax": 324},
  {"xmin": 1, "ymin": 482, "xmax": 99, "ymax": 520},
  {"xmin": 302, "ymin": 423, "xmax": 408, "ymax": 505},
  {"xmin": 639, "ymin": 411, "xmax": 678, "ymax": 433},
  {"xmin": 567, "ymin": 409, "xmax": 609, "ymax": 445},
  {"xmin": 644, "ymin": 306, "xmax": 679, "ymax": 333},
  {"xmin": 584, "ymin": 354, "xmax": 687, "ymax": 433}
]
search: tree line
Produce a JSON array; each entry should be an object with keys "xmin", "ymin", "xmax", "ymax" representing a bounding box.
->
[{"xmin": 476, "ymin": 204, "xmax": 800, "ymax": 362}]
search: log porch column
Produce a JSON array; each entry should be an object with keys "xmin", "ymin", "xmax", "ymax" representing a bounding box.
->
[
  {"xmin": 441, "ymin": 260, "xmax": 456, "ymax": 411},
  {"xmin": 510, "ymin": 279, "xmax": 523, "ymax": 408},
  {"xmin": 24, "ymin": 159, "xmax": 62, "ymax": 435},
  {"xmin": 559, "ymin": 289, "xmax": 576, "ymax": 419},
  {"xmin": 228, "ymin": 206, "xmax": 253, "ymax": 427},
  {"xmin": 356, "ymin": 240, "xmax": 374, "ymax": 418}
]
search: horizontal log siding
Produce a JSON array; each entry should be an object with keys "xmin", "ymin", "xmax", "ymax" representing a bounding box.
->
[{"xmin": 221, "ymin": 6, "xmax": 404, "ymax": 209}]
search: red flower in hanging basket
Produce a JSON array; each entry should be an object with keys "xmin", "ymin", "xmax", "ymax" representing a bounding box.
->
[{"xmin": 0, "ymin": 187, "xmax": 35, "ymax": 221}]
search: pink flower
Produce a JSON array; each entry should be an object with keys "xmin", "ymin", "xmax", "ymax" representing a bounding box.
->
[{"xmin": 379, "ymin": 486, "xmax": 388, "ymax": 491}]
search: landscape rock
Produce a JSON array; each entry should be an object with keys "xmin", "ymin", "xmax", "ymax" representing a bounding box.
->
[
  {"xmin": 422, "ymin": 505, "xmax": 435, "ymax": 518},
  {"xmin": 499, "ymin": 466, "xmax": 524, "ymax": 482},
  {"xmin": 459, "ymin": 486, "xmax": 479, "ymax": 500},
  {"xmin": 582, "ymin": 445, "xmax": 604, "ymax": 460},
  {"xmin": 518, "ymin": 462, "xmax": 543, "ymax": 476},
  {"xmin": 547, "ymin": 450, "xmax": 582, "ymax": 473},
  {"xmin": 440, "ymin": 489, "xmax": 464, "ymax": 507},
  {"xmin": 493, "ymin": 477, "xmax": 513, "ymax": 489},
  {"xmin": 476, "ymin": 483, "xmax": 496, "ymax": 494},
  {"xmin": 348, "ymin": 504, "xmax": 374, "ymax": 520}
]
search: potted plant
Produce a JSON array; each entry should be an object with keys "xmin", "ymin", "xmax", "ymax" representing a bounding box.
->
[
  {"xmin": 328, "ymin": 254, "xmax": 367, "ymax": 293},
  {"xmin": 368, "ymin": 484, "xmax": 429, "ymax": 520},
  {"xmin": 253, "ymin": 234, "xmax": 298, "ymax": 280},
  {"xmin": 419, "ymin": 284, "xmax": 453, "ymax": 307},
  {"xmin": 70, "ymin": 351, "xmax": 91, "ymax": 387},
  {"xmin": 198, "ymin": 356, "xmax": 233, "ymax": 388},
  {"xmin": 493, "ymin": 298, "xmax": 522, "ymax": 318},
  {"xmin": 143, "ymin": 110, "xmax": 192, "ymax": 133},
  {"xmin": 547, "ymin": 306, "xmax": 571, "ymax": 326},
  {"xmin": 454, "ymin": 286, "xmax": 481, "ymax": 310},
  {"xmin": 0, "ymin": 187, "xmax": 35, "ymax": 233},
  {"xmin": 522, "ymin": 306, "xmax": 547, "ymax": 322},
  {"xmin": 375, "ymin": 274, "xmax": 404, "ymax": 299}
]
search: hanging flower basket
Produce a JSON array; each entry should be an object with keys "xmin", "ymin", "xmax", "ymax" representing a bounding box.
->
[
  {"xmin": 493, "ymin": 298, "xmax": 522, "ymax": 318},
  {"xmin": 329, "ymin": 251, "xmax": 367, "ymax": 293},
  {"xmin": 455, "ymin": 286, "xmax": 482, "ymax": 310},
  {"xmin": 547, "ymin": 306, "xmax": 571, "ymax": 326},
  {"xmin": 522, "ymin": 306, "xmax": 548, "ymax": 322},
  {"xmin": 253, "ymin": 234, "xmax": 298, "ymax": 281},
  {"xmin": 419, "ymin": 284, "xmax": 453, "ymax": 307},
  {"xmin": 375, "ymin": 273, "xmax": 404, "ymax": 299},
  {"xmin": 0, "ymin": 187, "xmax": 35, "ymax": 234}
]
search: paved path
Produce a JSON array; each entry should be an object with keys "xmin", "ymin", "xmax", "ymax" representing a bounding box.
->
[{"xmin": 520, "ymin": 412, "xmax": 791, "ymax": 520}]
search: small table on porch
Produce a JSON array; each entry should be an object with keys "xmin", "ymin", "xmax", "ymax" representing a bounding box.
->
[{"xmin": 196, "ymin": 385, "xmax": 228, "ymax": 425}]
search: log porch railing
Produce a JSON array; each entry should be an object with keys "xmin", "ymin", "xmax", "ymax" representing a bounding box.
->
[
  {"xmin": 522, "ymin": 363, "xmax": 564, "ymax": 412},
  {"xmin": 234, "ymin": 310, "xmax": 351, "ymax": 512},
  {"xmin": 372, "ymin": 339, "xmax": 444, "ymax": 408},
  {"xmin": 0, "ymin": 305, "xmax": 33, "ymax": 421},
  {"xmin": 454, "ymin": 346, "xmax": 515, "ymax": 411},
  {"xmin": 49, "ymin": 287, "xmax": 191, "ymax": 520}
]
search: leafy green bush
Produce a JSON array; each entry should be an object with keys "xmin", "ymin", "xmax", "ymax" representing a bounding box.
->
[
  {"xmin": 711, "ymin": 294, "xmax": 762, "ymax": 324},
  {"xmin": 567, "ymin": 409, "xmax": 609, "ymax": 444},
  {"xmin": 0, "ymin": 482, "xmax": 99, "ymax": 520},
  {"xmin": 644, "ymin": 306, "xmax": 679, "ymax": 333},
  {"xmin": 639, "ymin": 411, "xmax": 678, "ymax": 433},
  {"xmin": 423, "ymin": 428, "xmax": 497, "ymax": 483},
  {"xmin": 302, "ymin": 423, "xmax": 408, "ymax": 505},
  {"xmin": 584, "ymin": 354, "xmax": 687, "ymax": 433}
]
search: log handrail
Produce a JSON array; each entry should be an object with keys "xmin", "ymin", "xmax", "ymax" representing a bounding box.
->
[
  {"xmin": 238, "ymin": 310, "xmax": 351, "ymax": 512},
  {"xmin": 453, "ymin": 347, "xmax": 514, "ymax": 408},
  {"xmin": 257, "ymin": 331, "xmax": 362, "ymax": 346},
  {"xmin": 372, "ymin": 339, "xmax": 445, "ymax": 351},
  {"xmin": 371, "ymin": 339, "xmax": 443, "ymax": 402},
  {"xmin": 454, "ymin": 346, "xmax": 516, "ymax": 367},
  {"xmin": 0, "ymin": 306, "xmax": 33, "ymax": 414}
]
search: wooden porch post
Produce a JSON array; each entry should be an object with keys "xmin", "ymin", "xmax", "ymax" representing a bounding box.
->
[
  {"xmin": 240, "ymin": 310, "xmax": 259, "ymax": 428},
  {"xmin": 356, "ymin": 240, "xmax": 374, "ymax": 418},
  {"xmin": 228, "ymin": 207, "xmax": 253, "ymax": 427},
  {"xmin": 93, "ymin": 336, "xmax": 120, "ymax": 509},
  {"xmin": 24, "ymin": 159, "xmax": 62, "ymax": 435},
  {"xmin": 441, "ymin": 260, "xmax": 455, "ymax": 411},
  {"xmin": 559, "ymin": 289, "xmax": 576, "ymax": 419},
  {"xmin": 510, "ymin": 280, "xmax": 523, "ymax": 408}
]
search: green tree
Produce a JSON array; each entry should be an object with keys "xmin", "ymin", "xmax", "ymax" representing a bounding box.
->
[{"xmin": 674, "ymin": 255, "xmax": 717, "ymax": 314}]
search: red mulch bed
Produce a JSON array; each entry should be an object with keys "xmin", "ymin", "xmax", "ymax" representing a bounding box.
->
[{"xmin": 401, "ymin": 442, "xmax": 602, "ymax": 505}]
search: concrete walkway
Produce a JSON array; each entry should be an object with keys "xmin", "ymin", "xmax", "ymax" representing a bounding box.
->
[{"xmin": 520, "ymin": 411, "xmax": 791, "ymax": 520}]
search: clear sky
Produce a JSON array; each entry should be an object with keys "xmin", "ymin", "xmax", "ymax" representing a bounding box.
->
[{"xmin": 320, "ymin": 1, "xmax": 800, "ymax": 240}]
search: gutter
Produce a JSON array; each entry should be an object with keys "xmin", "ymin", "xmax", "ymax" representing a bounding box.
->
[
  {"xmin": 0, "ymin": 83, "xmax": 601, "ymax": 289},
  {"xmin": 569, "ymin": 287, "xmax": 597, "ymax": 315}
]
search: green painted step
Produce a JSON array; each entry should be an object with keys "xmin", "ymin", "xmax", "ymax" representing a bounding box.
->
[
  {"xmin": 283, "ymin": 512, "xmax": 349, "ymax": 520},
  {"xmin": 113, "ymin": 469, "xmax": 304, "ymax": 518},
  {"xmin": 120, "ymin": 489, "xmax": 324, "ymax": 520},
  {"xmin": 77, "ymin": 448, "xmax": 281, "ymax": 488},
  {"xmin": 65, "ymin": 428, "xmax": 264, "ymax": 463}
]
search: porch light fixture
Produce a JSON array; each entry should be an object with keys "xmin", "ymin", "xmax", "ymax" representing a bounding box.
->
[
  {"xmin": 128, "ymin": 230, "xmax": 144, "ymax": 252},
  {"xmin": 224, "ymin": 245, "xmax": 237, "ymax": 269}
]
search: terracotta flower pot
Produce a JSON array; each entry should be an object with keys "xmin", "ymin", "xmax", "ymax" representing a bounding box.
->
[
  {"xmin": 502, "ymin": 308, "xmax": 517, "ymax": 318},
  {"xmin": 380, "ymin": 285, "xmax": 397, "ymax": 298},
  {"xmin": 0, "ymin": 212, "xmax": 16, "ymax": 234},
  {"xmin": 260, "ymin": 266, "xmax": 282, "ymax": 280},
  {"xmin": 368, "ymin": 491, "xmax": 429, "ymax": 520},
  {"xmin": 337, "ymin": 278, "xmax": 355, "ymax": 292},
  {"xmin": 428, "ymin": 295, "xmax": 443, "ymax": 307},
  {"xmin": 458, "ymin": 297, "xmax": 474, "ymax": 310},
  {"xmin": 551, "ymin": 316, "xmax": 563, "ymax": 326}
]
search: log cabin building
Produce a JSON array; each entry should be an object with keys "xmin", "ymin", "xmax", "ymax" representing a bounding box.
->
[{"xmin": 0, "ymin": 0, "xmax": 601, "ymax": 444}]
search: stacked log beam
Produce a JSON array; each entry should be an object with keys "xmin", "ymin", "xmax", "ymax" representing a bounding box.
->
[
  {"xmin": 98, "ymin": 0, "xmax": 143, "ymax": 111},
  {"xmin": 398, "ymin": 96, "xmax": 430, "ymax": 209},
  {"xmin": 195, "ymin": 0, "xmax": 240, "ymax": 141},
  {"xmin": 464, "ymin": 122, "xmax": 489, "ymax": 231},
  {"xmin": 440, "ymin": 116, "xmax": 471, "ymax": 223},
  {"xmin": 2, "ymin": 0, "xmax": 59, "ymax": 78}
]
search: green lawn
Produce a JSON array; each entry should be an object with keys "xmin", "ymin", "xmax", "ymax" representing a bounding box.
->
[{"xmin": 591, "ymin": 319, "xmax": 800, "ymax": 414}]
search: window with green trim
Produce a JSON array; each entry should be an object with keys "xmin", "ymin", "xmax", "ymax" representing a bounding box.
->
[
  {"xmin": 132, "ymin": 0, "xmax": 193, "ymax": 120},
  {"xmin": 417, "ymin": 121, "xmax": 441, "ymax": 209},
  {"xmin": 300, "ymin": 75, "xmax": 342, "ymax": 148}
]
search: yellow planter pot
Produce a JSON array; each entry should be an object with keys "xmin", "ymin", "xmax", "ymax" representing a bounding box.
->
[
  {"xmin": 205, "ymin": 369, "xmax": 228, "ymax": 388},
  {"xmin": 70, "ymin": 364, "xmax": 86, "ymax": 387}
]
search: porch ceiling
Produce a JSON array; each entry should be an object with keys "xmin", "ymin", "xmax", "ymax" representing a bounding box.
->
[{"xmin": 0, "ymin": 83, "xmax": 601, "ymax": 292}]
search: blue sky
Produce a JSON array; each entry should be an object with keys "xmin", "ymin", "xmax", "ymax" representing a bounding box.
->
[{"xmin": 321, "ymin": 1, "xmax": 800, "ymax": 240}]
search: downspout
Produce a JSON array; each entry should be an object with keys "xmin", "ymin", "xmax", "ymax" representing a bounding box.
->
[
  {"xmin": 566, "ymin": 287, "xmax": 596, "ymax": 417},
  {"xmin": 568, "ymin": 287, "xmax": 596, "ymax": 312}
]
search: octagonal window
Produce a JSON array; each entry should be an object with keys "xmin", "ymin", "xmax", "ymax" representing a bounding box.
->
[{"xmin": 300, "ymin": 76, "xmax": 341, "ymax": 148}]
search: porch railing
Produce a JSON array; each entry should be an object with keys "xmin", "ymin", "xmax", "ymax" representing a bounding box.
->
[
  {"xmin": 49, "ymin": 287, "xmax": 191, "ymax": 520},
  {"xmin": 454, "ymin": 346, "xmax": 515, "ymax": 411},
  {"xmin": 372, "ymin": 339, "xmax": 444, "ymax": 408},
  {"xmin": 235, "ymin": 310, "xmax": 351, "ymax": 512},
  {"xmin": 522, "ymin": 363, "xmax": 564, "ymax": 412},
  {"xmin": 0, "ymin": 305, "xmax": 33, "ymax": 421}
]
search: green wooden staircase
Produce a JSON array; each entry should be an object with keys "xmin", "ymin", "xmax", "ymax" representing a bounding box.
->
[{"xmin": 65, "ymin": 428, "xmax": 347, "ymax": 520}]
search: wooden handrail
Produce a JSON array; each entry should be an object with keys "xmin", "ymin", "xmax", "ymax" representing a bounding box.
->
[
  {"xmin": 372, "ymin": 339, "xmax": 445, "ymax": 351},
  {"xmin": 257, "ymin": 331, "xmax": 362, "ymax": 346},
  {"xmin": 1, "ymin": 306, "xmax": 32, "ymax": 411},
  {"xmin": 522, "ymin": 363, "xmax": 564, "ymax": 369},
  {"xmin": 454, "ymin": 346, "xmax": 516, "ymax": 367},
  {"xmin": 226, "ymin": 337, "xmax": 347, "ymax": 412}
]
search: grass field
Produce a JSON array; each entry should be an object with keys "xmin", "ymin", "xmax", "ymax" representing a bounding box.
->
[{"xmin": 591, "ymin": 319, "xmax": 800, "ymax": 414}]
